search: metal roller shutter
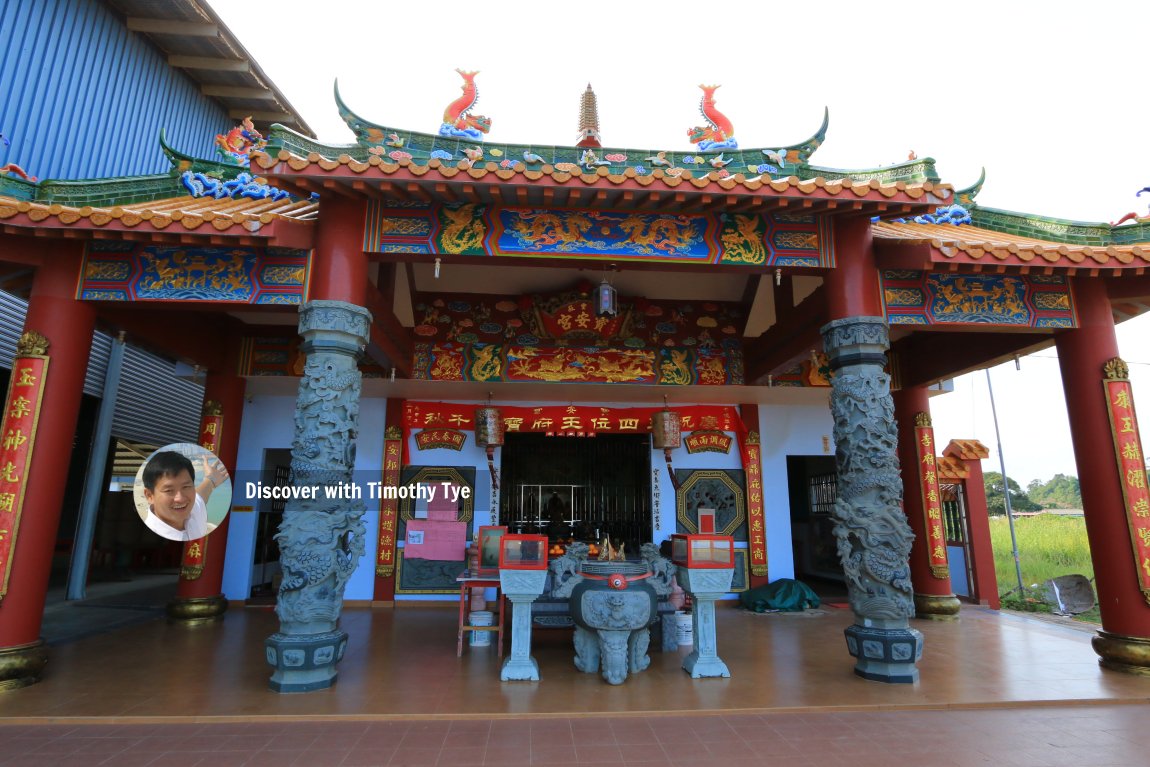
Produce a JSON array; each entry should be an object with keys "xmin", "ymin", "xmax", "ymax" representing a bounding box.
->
[{"xmin": 0, "ymin": 290, "xmax": 203, "ymax": 447}]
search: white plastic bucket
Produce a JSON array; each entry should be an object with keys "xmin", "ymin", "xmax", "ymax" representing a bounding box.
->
[
  {"xmin": 469, "ymin": 610, "xmax": 494, "ymax": 647},
  {"xmin": 676, "ymin": 611, "xmax": 693, "ymax": 645}
]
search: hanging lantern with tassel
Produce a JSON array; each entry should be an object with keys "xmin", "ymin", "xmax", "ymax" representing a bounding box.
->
[
  {"xmin": 596, "ymin": 277, "xmax": 617, "ymax": 317},
  {"xmin": 475, "ymin": 405, "xmax": 504, "ymax": 492},
  {"xmin": 651, "ymin": 404, "xmax": 682, "ymax": 491}
]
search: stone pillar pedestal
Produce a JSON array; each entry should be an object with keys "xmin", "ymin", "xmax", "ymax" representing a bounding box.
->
[
  {"xmin": 844, "ymin": 621, "xmax": 923, "ymax": 684},
  {"xmin": 822, "ymin": 316, "xmax": 921, "ymax": 684},
  {"xmin": 166, "ymin": 594, "xmax": 229, "ymax": 624},
  {"xmin": 499, "ymin": 570, "xmax": 548, "ymax": 682},
  {"xmin": 0, "ymin": 641, "xmax": 48, "ymax": 692},
  {"xmin": 678, "ymin": 568, "xmax": 733, "ymax": 679},
  {"xmin": 266, "ymin": 300, "xmax": 371, "ymax": 693},
  {"xmin": 913, "ymin": 593, "xmax": 960, "ymax": 620}
]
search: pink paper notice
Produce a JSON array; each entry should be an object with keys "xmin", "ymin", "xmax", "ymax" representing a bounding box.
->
[{"xmin": 404, "ymin": 520, "xmax": 467, "ymax": 560}]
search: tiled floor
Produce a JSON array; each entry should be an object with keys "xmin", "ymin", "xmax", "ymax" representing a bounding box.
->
[{"xmin": 0, "ymin": 604, "xmax": 1148, "ymax": 765}]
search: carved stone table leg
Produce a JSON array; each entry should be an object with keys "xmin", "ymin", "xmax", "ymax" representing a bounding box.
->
[{"xmin": 598, "ymin": 630, "xmax": 630, "ymax": 685}]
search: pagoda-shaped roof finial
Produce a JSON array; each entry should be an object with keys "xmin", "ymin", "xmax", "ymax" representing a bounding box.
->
[{"xmin": 576, "ymin": 83, "xmax": 602, "ymax": 148}]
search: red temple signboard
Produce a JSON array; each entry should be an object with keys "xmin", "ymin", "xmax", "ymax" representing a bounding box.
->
[
  {"xmin": 376, "ymin": 426, "xmax": 404, "ymax": 577},
  {"xmin": 685, "ymin": 430, "xmax": 732, "ymax": 454},
  {"xmin": 741, "ymin": 432, "xmax": 768, "ymax": 577},
  {"xmin": 415, "ymin": 429, "xmax": 467, "ymax": 451},
  {"xmin": 1103, "ymin": 358, "xmax": 1150, "ymax": 604},
  {"xmin": 914, "ymin": 413, "xmax": 949, "ymax": 579},
  {"xmin": 0, "ymin": 334, "xmax": 50, "ymax": 600}
]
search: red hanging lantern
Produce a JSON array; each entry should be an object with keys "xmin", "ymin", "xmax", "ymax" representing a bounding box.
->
[
  {"xmin": 475, "ymin": 406, "xmax": 504, "ymax": 491},
  {"xmin": 651, "ymin": 405, "xmax": 682, "ymax": 490}
]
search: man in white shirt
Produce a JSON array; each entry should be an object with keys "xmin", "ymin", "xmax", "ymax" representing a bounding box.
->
[{"xmin": 141, "ymin": 451, "xmax": 228, "ymax": 541}]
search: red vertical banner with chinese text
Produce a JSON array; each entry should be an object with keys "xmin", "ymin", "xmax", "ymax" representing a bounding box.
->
[
  {"xmin": 0, "ymin": 336, "xmax": 49, "ymax": 600},
  {"xmin": 1103, "ymin": 358, "xmax": 1150, "ymax": 604},
  {"xmin": 914, "ymin": 413, "xmax": 949, "ymax": 579},
  {"xmin": 376, "ymin": 425, "xmax": 403, "ymax": 577},
  {"xmin": 740, "ymin": 432, "xmax": 768, "ymax": 578},
  {"xmin": 180, "ymin": 404, "xmax": 224, "ymax": 580}
]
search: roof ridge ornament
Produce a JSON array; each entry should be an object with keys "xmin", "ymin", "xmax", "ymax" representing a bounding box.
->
[
  {"xmin": 215, "ymin": 116, "xmax": 267, "ymax": 167},
  {"xmin": 439, "ymin": 69, "xmax": 492, "ymax": 142},
  {"xmin": 688, "ymin": 84, "xmax": 738, "ymax": 152},
  {"xmin": 955, "ymin": 167, "xmax": 986, "ymax": 208}
]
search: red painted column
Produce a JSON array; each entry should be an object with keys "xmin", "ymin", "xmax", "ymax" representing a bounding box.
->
[
  {"xmin": 944, "ymin": 442, "xmax": 999, "ymax": 610},
  {"xmin": 0, "ymin": 243, "xmax": 96, "ymax": 687},
  {"xmin": 893, "ymin": 386, "xmax": 960, "ymax": 618},
  {"xmin": 168, "ymin": 358, "xmax": 245, "ymax": 622},
  {"xmin": 308, "ymin": 196, "xmax": 368, "ymax": 306},
  {"xmin": 824, "ymin": 216, "xmax": 884, "ymax": 320},
  {"xmin": 1055, "ymin": 278, "xmax": 1150, "ymax": 671}
]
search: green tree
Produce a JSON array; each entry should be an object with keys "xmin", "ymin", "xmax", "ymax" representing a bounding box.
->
[
  {"xmin": 1027, "ymin": 474, "xmax": 1082, "ymax": 509},
  {"xmin": 984, "ymin": 471, "xmax": 1041, "ymax": 516}
]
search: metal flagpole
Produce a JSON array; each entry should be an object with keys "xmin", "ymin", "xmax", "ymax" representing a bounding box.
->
[{"xmin": 986, "ymin": 367, "xmax": 1025, "ymax": 594}]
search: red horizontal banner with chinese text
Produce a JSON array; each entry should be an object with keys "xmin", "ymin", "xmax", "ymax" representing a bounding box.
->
[
  {"xmin": 0, "ymin": 356, "xmax": 48, "ymax": 600},
  {"xmin": 404, "ymin": 402, "xmax": 741, "ymax": 438},
  {"xmin": 1104, "ymin": 371, "xmax": 1150, "ymax": 603},
  {"xmin": 915, "ymin": 417, "xmax": 949, "ymax": 579}
]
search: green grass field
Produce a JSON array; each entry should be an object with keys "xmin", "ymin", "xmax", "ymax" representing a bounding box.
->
[{"xmin": 989, "ymin": 514, "xmax": 1094, "ymax": 591}]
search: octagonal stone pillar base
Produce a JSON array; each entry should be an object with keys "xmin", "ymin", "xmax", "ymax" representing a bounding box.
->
[
  {"xmin": 1093, "ymin": 630, "xmax": 1150, "ymax": 675},
  {"xmin": 844, "ymin": 621, "xmax": 923, "ymax": 684},
  {"xmin": 913, "ymin": 593, "xmax": 961, "ymax": 621},
  {"xmin": 0, "ymin": 640, "xmax": 48, "ymax": 691},
  {"xmin": 266, "ymin": 630, "xmax": 348, "ymax": 692},
  {"xmin": 166, "ymin": 594, "xmax": 228, "ymax": 625}
]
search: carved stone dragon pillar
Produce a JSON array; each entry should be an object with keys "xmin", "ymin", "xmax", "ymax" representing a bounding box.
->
[
  {"xmin": 265, "ymin": 300, "xmax": 372, "ymax": 693},
  {"xmin": 821, "ymin": 316, "xmax": 923, "ymax": 683}
]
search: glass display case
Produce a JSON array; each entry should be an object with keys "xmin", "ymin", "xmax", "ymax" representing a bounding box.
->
[
  {"xmin": 670, "ymin": 534, "xmax": 735, "ymax": 569},
  {"xmin": 498, "ymin": 534, "xmax": 549, "ymax": 570},
  {"xmin": 477, "ymin": 525, "xmax": 508, "ymax": 576}
]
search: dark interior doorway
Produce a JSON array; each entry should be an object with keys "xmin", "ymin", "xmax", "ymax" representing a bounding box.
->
[
  {"xmin": 787, "ymin": 455, "xmax": 847, "ymax": 598},
  {"xmin": 500, "ymin": 433, "xmax": 651, "ymax": 552}
]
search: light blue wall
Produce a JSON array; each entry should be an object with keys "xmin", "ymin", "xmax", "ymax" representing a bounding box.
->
[
  {"xmin": 758, "ymin": 401, "xmax": 836, "ymax": 582},
  {"xmin": 0, "ymin": 0, "xmax": 230, "ymax": 180},
  {"xmin": 221, "ymin": 393, "xmax": 387, "ymax": 601}
]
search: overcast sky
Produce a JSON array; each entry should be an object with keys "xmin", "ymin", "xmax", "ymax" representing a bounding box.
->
[{"xmin": 208, "ymin": 0, "xmax": 1150, "ymax": 486}]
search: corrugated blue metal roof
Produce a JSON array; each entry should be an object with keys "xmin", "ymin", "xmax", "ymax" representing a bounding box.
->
[{"xmin": 0, "ymin": 0, "xmax": 230, "ymax": 180}]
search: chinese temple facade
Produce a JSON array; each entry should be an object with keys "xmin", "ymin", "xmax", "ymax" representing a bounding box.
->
[{"xmin": 2, "ymin": 49, "xmax": 1150, "ymax": 692}]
